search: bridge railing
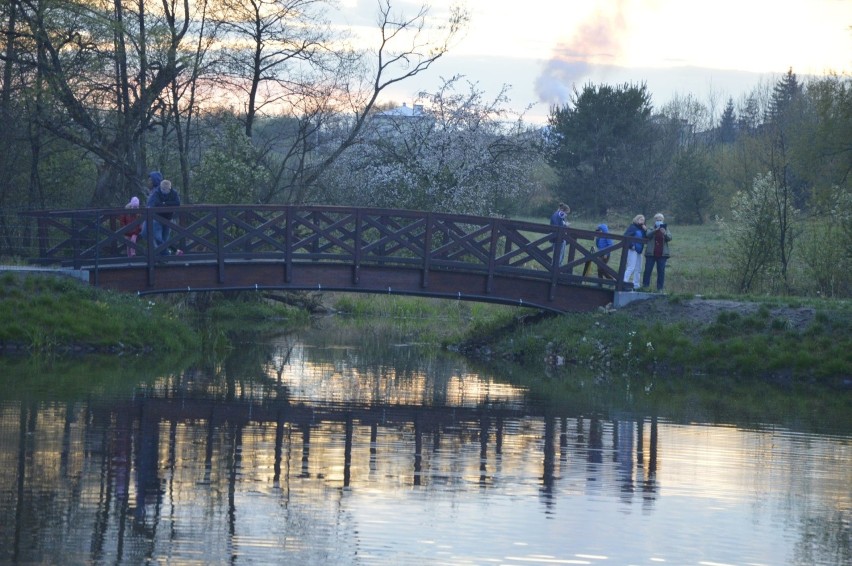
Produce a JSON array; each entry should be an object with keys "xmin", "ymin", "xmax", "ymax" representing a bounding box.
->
[{"xmin": 20, "ymin": 205, "xmax": 637, "ymax": 291}]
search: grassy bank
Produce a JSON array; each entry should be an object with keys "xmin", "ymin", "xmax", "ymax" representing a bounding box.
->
[
  {"xmin": 0, "ymin": 272, "xmax": 200, "ymax": 354},
  {"xmin": 328, "ymin": 284, "xmax": 851, "ymax": 386},
  {"xmin": 0, "ymin": 272, "xmax": 308, "ymax": 355},
  {"xmin": 452, "ymin": 295, "xmax": 852, "ymax": 386},
  {"xmin": 329, "ymin": 293, "xmax": 524, "ymax": 344}
]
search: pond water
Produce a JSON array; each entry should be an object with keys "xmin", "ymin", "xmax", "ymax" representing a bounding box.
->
[{"xmin": 0, "ymin": 322, "xmax": 849, "ymax": 566}]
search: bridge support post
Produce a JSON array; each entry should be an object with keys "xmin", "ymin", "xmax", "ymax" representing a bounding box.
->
[
  {"xmin": 421, "ymin": 212, "xmax": 433, "ymax": 289},
  {"xmin": 285, "ymin": 207, "xmax": 293, "ymax": 283},
  {"xmin": 486, "ymin": 222, "xmax": 499, "ymax": 294},
  {"xmin": 216, "ymin": 208, "xmax": 226, "ymax": 284},
  {"xmin": 352, "ymin": 211, "xmax": 362, "ymax": 285}
]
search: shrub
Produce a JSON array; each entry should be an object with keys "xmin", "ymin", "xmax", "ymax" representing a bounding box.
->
[
  {"xmin": 720, "ymin": 172, "xmax": 797, "ymax": 293},
  {"xmin": 799, "ymin": 185, "xmax": 852, "ymax": 298}
]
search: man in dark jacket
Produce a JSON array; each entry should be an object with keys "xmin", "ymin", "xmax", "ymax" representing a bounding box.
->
[{"xmin": 146, "ymin": 175, "xmax": 181, "ymax": 254}]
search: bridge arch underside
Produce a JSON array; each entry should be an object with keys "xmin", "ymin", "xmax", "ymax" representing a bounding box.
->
[{"xmin": 90, "ymin": 261, "xmax": 614, "ymax": 313}]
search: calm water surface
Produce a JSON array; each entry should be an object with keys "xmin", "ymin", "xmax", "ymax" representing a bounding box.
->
[{"xmin": 0, "ymin": 326, "xmax": 849, "ymax": 566}]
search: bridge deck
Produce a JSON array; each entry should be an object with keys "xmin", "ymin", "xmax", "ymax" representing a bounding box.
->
[{"xmin": 21, "ymin": 205, "xmax": 641, "ymax": 313}]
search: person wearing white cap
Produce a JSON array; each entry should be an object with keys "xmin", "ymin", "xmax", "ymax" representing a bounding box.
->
[{"xmin": 120, "ymin": 196, "xmax": 141, "ymax": 257}]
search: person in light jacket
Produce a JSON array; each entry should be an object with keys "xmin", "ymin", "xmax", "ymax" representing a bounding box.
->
[
  {"xmin": 622, "ymin": 214, "xmax": 645, "ymax": 290},
  {"xmin": 643, "ymin": 213, "xmax": 672, "ymax": 291}
]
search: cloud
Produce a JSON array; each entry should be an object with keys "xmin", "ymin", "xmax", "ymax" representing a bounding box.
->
[{"xmin": 535, "ymin": 2, "xmax": 628, "ymax": 105}]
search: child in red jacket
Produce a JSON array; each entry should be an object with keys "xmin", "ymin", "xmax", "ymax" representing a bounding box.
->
[{"xmin": 120, "ymin": 197, "xmax": 141, "ymax": 257}]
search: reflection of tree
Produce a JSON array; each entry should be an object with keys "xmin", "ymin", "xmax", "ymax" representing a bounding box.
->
[
  {"xmin": 478, "ymin": 355, "xmax": 851, "ymax": 436},
  {"xmin": 0, "ymin": 352, "xmax": 846, "ymax": 564},
  {"xmin": 587, "ymin": 416, "xmax": 603, "ymax": 464},
  {"xmin": 11, "ymin": 403, "xmax": 31, "ymax": 563}
]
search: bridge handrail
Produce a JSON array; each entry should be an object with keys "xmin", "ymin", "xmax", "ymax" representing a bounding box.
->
[{"xmin": 20, "ymin": 205, "xmax": 637, "ymax": 292}]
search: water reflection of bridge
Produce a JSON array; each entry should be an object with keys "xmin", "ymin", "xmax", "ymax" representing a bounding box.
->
[
  {"xmin": 119, "ymin": 393, "xmax": 659, "ymax": 494},
  {"xmin": 3, "ymin": 396, "xmax": 659, "ymax": 562}
]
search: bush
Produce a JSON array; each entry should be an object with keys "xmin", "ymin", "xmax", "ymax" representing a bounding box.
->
[
  {"xmin": 799, "ymin": 186, "xmax": 852, "ymax": 297},
  {"xmin": 720, "ymin": 172, "xmax": 796, "ymax": 293}
]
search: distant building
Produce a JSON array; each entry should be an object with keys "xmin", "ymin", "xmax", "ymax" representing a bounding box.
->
[
  {"xmin": 369, "ymin": 102, "xmax": 431, "ymax": 138},
  {"xmin": 375, "ymin": 102, "xmax": 426, "ymax": 119}
]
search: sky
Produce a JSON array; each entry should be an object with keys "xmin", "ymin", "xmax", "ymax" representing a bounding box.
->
[{"xmin": 334, "ymin": 0, "xmax": 851, "ymax": 123}]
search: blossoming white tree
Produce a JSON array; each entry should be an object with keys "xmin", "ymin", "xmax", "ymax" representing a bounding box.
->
[{"xmin": 319, "ymin": 77, "xmax": 545, "ymax": 216}]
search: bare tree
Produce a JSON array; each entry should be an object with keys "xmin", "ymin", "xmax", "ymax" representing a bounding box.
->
[
  {"xmin": 8, "ymin": 0, "xmax": 465, "ymax": 206},
  {"xmin": 201, "ymin": 0, "xmax": 468, "ymax": 204},
  {"xmin": 163, "ymin": 0, "xmax": 220, "ymax": 202},
  {"xmin": 13, "ymin": 0, "xmax": 190, "ymax": 204},
  {"xmin": 210, "ymin": 0, "xmax": 332, "ymax": 139}
]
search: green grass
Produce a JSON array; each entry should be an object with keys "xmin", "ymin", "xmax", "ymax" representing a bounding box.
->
[
  {"xmin": 513, "ymin": 215, "xmax": 845, "ymax": 297},
  {"xmin": 205, "ymin": 294, "xmax": 311, "ymax": 328},
  {"xmin": 330, "ymin": 293, "xmax": 527, "ymax": 346},
  {"xmin": 455, "ymin": 296, "xmax": 852, "ymax": 385},
  {"xmin": 0, "ymin": 273, "xmax": 200, "ymax": 354},
  {"xmin": 511, "ymin": 216, "xmax": 724, "ymax": 294}
]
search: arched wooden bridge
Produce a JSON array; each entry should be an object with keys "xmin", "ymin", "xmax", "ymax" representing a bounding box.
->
[{"xmin": 22, "ymin": 205, "xmax": 637, "ymax": 313}]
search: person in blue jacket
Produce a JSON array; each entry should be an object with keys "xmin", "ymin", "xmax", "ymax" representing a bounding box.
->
[
  {"xmin": 140, "ymin": 171, "xmax": 160, "ymax": 244},
  {"xmin": 594, "ymin": 223, "xmax": 615, "ymax": 279},
  {"xmin": 622, "ymin": 214, "xmax": 646, "ymax": 290},
  {"xmin": 550, "ymin": 203, "xmax": 570, "ymax": 265}
]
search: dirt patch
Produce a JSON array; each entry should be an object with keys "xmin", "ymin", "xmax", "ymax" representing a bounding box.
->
[{"xmin": 617, "ymin": 296, "xmax": 817, "ymax": 331}]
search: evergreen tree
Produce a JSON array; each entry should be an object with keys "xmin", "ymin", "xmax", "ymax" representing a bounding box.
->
[
  {"xmin": 546, "ymin": 82, "xmax": 654, "ymax": 215},
  {"xmin": 766, "ymin": 68, "xmax": 810, "ymax": 211},
  {"xmin": 737, "ymin": 93, "xmax": 763, "ymax": 134},
  {"xmin": 670, "ymin": 147, "xmax": 715, "ymax": 224},
  {"xmin": 718, "ymin": 98, "xmax": 737, "ymax": 143},
  {"xmin": 768, "ymin": 68, "xmax": 803, "ymax": 123}
]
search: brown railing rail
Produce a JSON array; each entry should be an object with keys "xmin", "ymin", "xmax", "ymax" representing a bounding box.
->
[{"xmin": 21, "ymin": 206, "xmax": 637, "ymax": 312}]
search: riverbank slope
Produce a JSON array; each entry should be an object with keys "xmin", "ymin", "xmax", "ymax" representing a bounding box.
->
[{"xmin": 450, "ymin": 294, "xmax": 851, "ymax": 387}]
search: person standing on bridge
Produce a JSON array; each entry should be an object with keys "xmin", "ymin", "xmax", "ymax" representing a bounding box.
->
[
  {"xmin": 145, "ymin": 175, "xmax": 181, "ymax": 255},
  {"xmin": 120, "ymin": 196, "xmax": 141, "ymax": 257},
  {"xmin": 550, "ymin": 203, "xmax": 571, "ymax": 265},
  {"xmin": 642, "ymin": 213, "xmax": 672, "ymax": 292},
  {"xmin": 622, "ymin": 214, "xmax": 646, "ymax": 290},
  {"xmin": 140, "ymin": 171, "xmax": 161, "ymax": 245},
  {"xmin": 582, "ymin": 223, "xmax": 613, "ymax": 279},
  {"xmin": 594, "ymin": 223, "xmax": 615, "ymax": 279},
  {"xmin": 145, "ymin": 171, "xmax": 163, "ymax": 204}
]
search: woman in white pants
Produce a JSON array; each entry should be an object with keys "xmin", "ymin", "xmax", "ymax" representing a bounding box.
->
[{"xmin": 622, "ymin": 214, "xmax": 646, "ymax": 290}]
